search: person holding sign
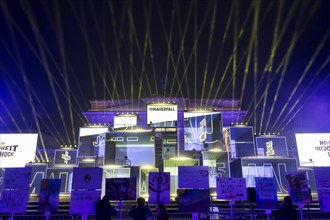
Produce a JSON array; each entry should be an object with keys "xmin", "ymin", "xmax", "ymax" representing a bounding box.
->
[
  {"xmin": 128, "ymin": 197, "xmax": 153, "ymax": 220},
  {"xmin": 276, "ymin": 196, "xmax": 299, "ymax": 220},
  {"xmin": 95, "ymin": 195, "xmax": 117, "ymax": 220}
]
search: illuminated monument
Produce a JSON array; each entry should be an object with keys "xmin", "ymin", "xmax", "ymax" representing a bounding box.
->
[
  {"xmin": 76, "ymin": 97, "xmax": 302, "ymax": 197},
  {"xmin": 2, "ymin": 97, "xmax": 323, "ymax": 200},
  {"xmin": 83, "ymin": 97, "xmax": 246, "ymax": 152}
]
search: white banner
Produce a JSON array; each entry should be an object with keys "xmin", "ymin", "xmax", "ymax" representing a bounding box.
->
[
  {"xmin": 70, "ymin": 190, "xmax": 101, "ymax": 214},
  {"xmin": 147, "ymin": 104, "xmax": 177, "ymax": 124},
  {"xmin": 295, "ymin": 133, "xmax": 330, "ymax": 167},
  {"xmin": 216, "ymin": 177, "xmax": 247, "ymax": 201},
  {"xmin": 0, "ymin": 134, "xmax": 38, "ymax": 168}
]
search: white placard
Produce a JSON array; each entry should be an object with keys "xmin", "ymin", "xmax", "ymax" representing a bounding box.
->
[
  {"xmin": 147, "ymin": 104, "xmax": 177, "ymax": 124},
  {"xmin": 295, "ymin": 133, "xmax": 330, "ymax": 167},
  {"xmin": 79, "ymin": 127, "xmax": 108, "ymax": 137},
  {"xmin": 216, "ymin": 177, "xmax": 247, "ymax": 201},
  {"xmin": 0, "ymin": 134, "xmax": 38, "ymax": 168},
  {"xmin": 70, "ymin": 190, "xmax": 101, "ymax": 214},
  {"xmin": 178, "ymin": 166, "xmax": 209, "ymax": 189}
]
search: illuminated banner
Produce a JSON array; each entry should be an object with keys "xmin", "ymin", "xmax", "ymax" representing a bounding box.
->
[
  {"xmin": 105, "ymin": 130, "xmax": 155, "ymax": 166},
  {"xmin": 0, "ymin": 134, "xmax": 38, "ymax": 168},
  {"xmin": 78, "ymin": 127, "xmax": 108, "ymax": 157},
  {"xmin": 230, "ymin": 158, "xmax": 298, "ymax": 194},
  {"xmin": 295, "ymin": 133, "xmax": 330, "ymax": 167},
  {"xmin": 202, "ymin": 151, "xmax": 230, "ymax": 188},
  {"xmin": 54, "ymin": 150, "xmax": 77, "ymax": 165},
  {"xmin": 184, "ymin": 112, "xmax": 224, "ymax": 151},
  {"xmin": 114, "ymin": 115, "xmax": 137, "ymax": 129},
  {"xmin": 229, "ymin": 127, "xmax": 255, "ymax": 158},
  {"xmin": 255, "ymin": 136, "xmax": 288, "ymax": 156},
  {"xmin": 147, "ymin": 104, "xmax": 177, "ymax": 127}
]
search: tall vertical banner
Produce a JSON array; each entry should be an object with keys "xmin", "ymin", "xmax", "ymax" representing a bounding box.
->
[
  {"xmin": 313, "ymin": 167, "xmax": 330, "ymax": 211},
  {"xmin": 255, "ymin": 177, "xmax": 278, "ymax": 209},
  {"xmin": 178, "ymin": 166, "xmax": 209, "ymax": 189},
  {"xmin": 148, "ymin": 172, "xmax": 170, "ymax": 204},
  {"xmin": 0, "ymin": 167, "xmax": 32, "ymax": 213},
  {"xmin": 286, "ymin": 172, "xmax": 311, "ymax": 204},
  {"xmin": 38, "ymin": 179, "xmax": 61, "ymax": 212},
  {"xmin": 216, "ymin": 177, "xmax": 247, "ymax": 201}
]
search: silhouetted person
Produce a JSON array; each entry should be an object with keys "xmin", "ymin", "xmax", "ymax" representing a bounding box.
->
[
  {"xmin": 276, "ymin": 195, "xmax": 299, "ymax": 220},
  {"xmin": 128, "ymin": 197, "xmax": 152, "ymax": 220},
  {"xmin": 95, "ymin": 195, "xmax": 117, "ymax": 220},
  {"xmin": 156, "ymin": 203, "xmax": 169, "ymax": 220}
]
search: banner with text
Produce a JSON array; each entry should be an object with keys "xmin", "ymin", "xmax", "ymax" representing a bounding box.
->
[
  {"xmin": 216, "ymin": 177, "xmax": 247, "ymax": 201},
  {"xmin": 0, "ymin": 134, "xmax": 38, "ymax": 168},
  {"xmin": 295, "ymin": 133, "xmax": 330, "ymax": 167}
]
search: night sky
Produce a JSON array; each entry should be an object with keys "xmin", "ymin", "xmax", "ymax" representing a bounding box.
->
[{"xmin": 0, "ymin": 0, "xmax": 329, "ymax": 148}]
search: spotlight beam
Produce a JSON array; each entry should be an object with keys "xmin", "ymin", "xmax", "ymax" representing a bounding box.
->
[
  {"xmin": 200, "ymin": 1, "xmax": 217, "ymax": 102},
  {"xmin": 108, "ymin": 0, "xmax": 127, "ymax": 104},
  {"xmin": 52, "ymin": 1, "xmax": 77, "ymax": 145},
  {"xmin": 238, "ymin": 1, "xmax": 260, "ymax": 110},
  {"xmin": 270, "ymin": 31, "xmax": 330, "ymax": 131},
  {"xmin": 173, "ymin": 0, "xmax": 195, "ymax": 101},
  {"xmin": 244, "ymin": 0, "xmax": 299, "ymax": 121},
  {"xmin": 1, "ymin": 2, "xmax": 47, "ymax": 161},
  {"xmin": 4, "ymin": 71, "xmax": 64, "ymax": 145},
  {"xmin": 156, "ymin": 0, "xmax": 175, "ymax": 97},
  {"xmin": 278, "ymin": 73, "xmax": 330, "ymax": 133},
  {"xmin": 275, "ymin": 56, "xmax": 330, "ymax": 132},
  {"xmin": 264, "ymin": 0, "xmax": 322, "ymax": 131}
]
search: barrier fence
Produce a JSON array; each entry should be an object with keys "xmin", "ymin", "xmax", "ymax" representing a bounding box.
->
[
  {"xmin": 1, "ymin": 212, "xmax": 330, "ymax": 220},
  {"xmin": 0, "ymin": 214, "xmax": 74, "ymax": 220}
]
